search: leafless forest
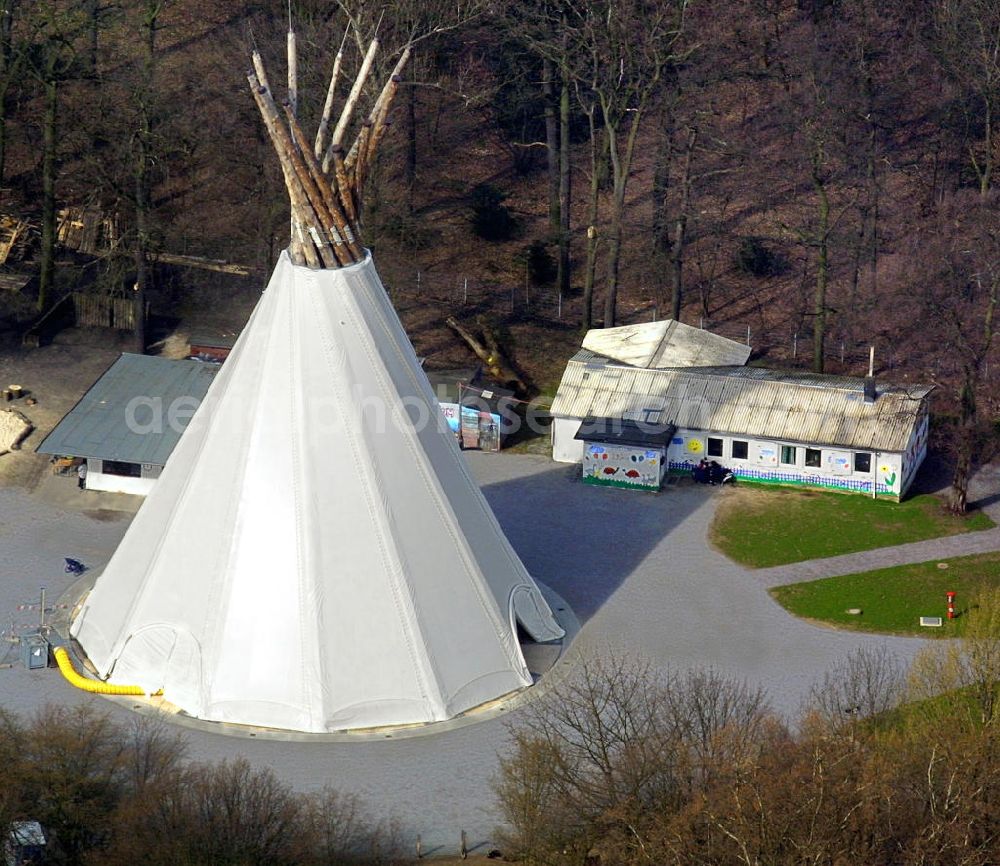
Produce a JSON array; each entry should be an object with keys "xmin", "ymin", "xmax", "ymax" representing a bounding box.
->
[{"xmin": 0, "ymin": 0, "xmax": 997, "ymax": 481}]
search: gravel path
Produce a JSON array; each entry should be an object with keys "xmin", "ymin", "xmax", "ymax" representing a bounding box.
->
[{"xmin": 0, "ymin": 453, "xmax": 994, "ymax": 855}]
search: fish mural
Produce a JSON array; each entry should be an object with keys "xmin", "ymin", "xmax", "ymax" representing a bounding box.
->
[{"xmin": 581, "ymin": 442, "xmax": 665, "ymax": 490}]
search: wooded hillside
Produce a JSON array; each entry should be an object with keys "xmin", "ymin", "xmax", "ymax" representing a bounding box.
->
[{"xmin": 0, "ymin": 0, "xmax": 997, "ymax": 506}]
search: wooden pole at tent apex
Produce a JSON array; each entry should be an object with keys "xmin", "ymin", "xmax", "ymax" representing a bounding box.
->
[{"xmin": 247, "ymin": 16, "xmax": 412, "ymax": 270}]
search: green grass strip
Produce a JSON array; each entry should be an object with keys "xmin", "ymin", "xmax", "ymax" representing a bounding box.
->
[
  {"xmin": 710, "ymin": 487, "xmax": 993, "ymax": 568},
  {"xmin": 770, "ymin": 551, "xmax": 1000, "ymax": 636}
]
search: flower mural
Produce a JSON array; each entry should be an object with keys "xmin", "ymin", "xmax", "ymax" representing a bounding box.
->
[{"xmin": 880, "ymin": 464, "xmax": 897, "ymax": 490}]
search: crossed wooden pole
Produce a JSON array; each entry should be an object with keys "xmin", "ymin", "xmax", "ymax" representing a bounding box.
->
[{"xmin": 248, "ymin": 25, "xmax": 411, "ymax": 268}]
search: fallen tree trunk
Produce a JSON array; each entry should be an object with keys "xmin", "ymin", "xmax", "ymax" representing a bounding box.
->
[{"xmin": 445, "ymin": 316, "xmax": 527, "ymax": 395}]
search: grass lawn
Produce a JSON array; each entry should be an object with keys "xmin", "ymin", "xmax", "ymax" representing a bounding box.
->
[
  {"xmin": 770, "ymin": 551, "xmax": 1000, "ymax": 636},
  {"xmin": 710, "ymin": 487, "xmax": 994, "ymax": 568}
]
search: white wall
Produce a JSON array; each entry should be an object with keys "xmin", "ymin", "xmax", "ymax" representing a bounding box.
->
[
  {"xmin": 552, "ymin": 417, "xmax": 584, "ymax": 463},
  {"xmin": 665, "ymin": 429, "xmax": 904, "ymax": 497},
  {"xmin": 84, "ymin": 458, "xmax": 158, "ymax": 496},
  {"xmin": 553, "ymin": 416, "xmax": 911, "ymax": 498}
]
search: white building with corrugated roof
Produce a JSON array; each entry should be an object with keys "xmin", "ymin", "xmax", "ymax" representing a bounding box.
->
[{"xmin": 551, "ymin": 321, "xmax": 932, "ymax": 500}]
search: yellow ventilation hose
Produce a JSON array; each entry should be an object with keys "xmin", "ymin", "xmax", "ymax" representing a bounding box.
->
[{"xmin": 53, "ymin": 646, "xmax": 161, "ymax": 697}]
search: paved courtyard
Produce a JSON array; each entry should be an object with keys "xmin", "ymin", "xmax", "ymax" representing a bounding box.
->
[{"xmin": 0, "ymin": 453, "xmax": 972, "ymax": 855}]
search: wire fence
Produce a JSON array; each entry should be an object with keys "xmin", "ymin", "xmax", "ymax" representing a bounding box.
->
[{"xmin": 375, "ymin": 264, "xmax": 922, "ymax": 380}]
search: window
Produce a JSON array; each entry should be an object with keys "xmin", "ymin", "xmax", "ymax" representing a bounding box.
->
[
  {"xmin": 731, "ymin": 440, "xmax": 749, "ymax": 460},
  {"xmin": 805, "ymin": 448, "xmax": 822, "ymax": 468},
  {"xmin": 642, "ymin": 408, "xmax": 662, "ymax": 425},
  {"xmin": 707, "ymin": 437, "xmax": 724, "ymax": 457},
  {"xmin": 854, "ymin": 452, "xmax": 872, "ymax": 473},
  {"xmin": 102, "ymin": 460, "xmax": 141, "ymax": 478},
  {"xmin": 780, "ymin": 445, "xmax": 797, "ymax": 465}
]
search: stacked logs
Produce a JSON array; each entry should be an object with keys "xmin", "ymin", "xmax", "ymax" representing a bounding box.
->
[{"xmin": 248, "ymin": 29, "xmax": 411, "ymax": 269}]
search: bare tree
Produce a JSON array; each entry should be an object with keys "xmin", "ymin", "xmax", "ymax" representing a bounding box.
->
[
  {"xmin": 494, "ymin": 653, "xmax": 682, "ymax": 863},
  {"xmin": 923, "ymin": 0, "xmax": 1000, "ymax": 197},
  {"xmin": 26, "ymin": 5, "xmax": 86, "ymax": 312},
  {"xmin": 899, "ymin": 190, "xmax": 1000, "ymax": 512},
  {"xmin": 518, "ymin": 0, "xmax": 689, "ymax": 327},
  {"xmin": 808, "ymin": 644, "xmax": 904, "ymax": 734}
]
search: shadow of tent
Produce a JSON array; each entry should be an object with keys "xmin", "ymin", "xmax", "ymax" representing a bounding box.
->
[{"xmin": 481, "ymin": 462, "xmax": 708, "ymax": 625}]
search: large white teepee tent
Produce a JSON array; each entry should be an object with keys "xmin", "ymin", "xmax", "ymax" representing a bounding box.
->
[{"xmin": 69, "ymin": 26, "xmax": 563, "ymax": 733}]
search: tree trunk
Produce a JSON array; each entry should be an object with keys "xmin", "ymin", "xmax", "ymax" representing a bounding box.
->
[
  {"xmin": 134, "ymin": 165, "xmax": 148, "ymax": 354},
  {"xmin": 557, "ymin": 70, "xmax": 571, "ymax": 299},
  {"xmin": 604, "ymin": 178, "xmax": 624, "ymax": 328},
  {"xmin": 603, "ymin": 107, "xmax": 644, "ymax": 329},
  {"xmin": 133, "ymin": 2, "xmax": 159, "ymax": 354},
  {"xmin": 582, "ymin": 108, "xmax": 599, "ymax": 331},
  {"xmin": 950, "ymin": 379, "xmax": 976, "ymax": 513},
  {"xmin": 86, "ymin": 0, "xmax": 99, "ymax": 75},
  {"xmin": 543, "ymin": 56, "xmax": 559, "ymax": 236},
  {"xmin": 38, "ymin": 75, "xmax": 57, "ymax": 313},
  {"xmin": 0, "ymin": 0, "xmax": 14, "ymax": 188},
  {"xmin": 980, "ymin": 96, "xmax": 992, "ymax": 197},
  {"xmin": 651, "ymin": 119, "xmax": 672, "ymax": 256},
  {"xmin": 669, "ymin": 127, "xmax": 697, "ymax": 321},
  {"xmin": 445, "ymin": 317, "xmax": 526, "ymax": 395},
  {"xmin": 405, "ymin": 48, "xmax": 417, "ymax": 215},
  {"xmin": 812, "ymin": 155, "xmax": 830, "ymax": 374}
]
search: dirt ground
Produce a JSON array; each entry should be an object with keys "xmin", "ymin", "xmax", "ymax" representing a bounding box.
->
[
  {"xmin": 0, "ymin": 278, "xmax": 262, "ymax": 496},
  {"xmin": 0, "ymin": 329, "xmax": 130, "ymax": 491}
]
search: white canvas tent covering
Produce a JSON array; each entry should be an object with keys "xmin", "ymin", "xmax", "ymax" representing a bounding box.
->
[{"xmin": 71, "ymin": 253, "xmax": 563, "ymax": 733}]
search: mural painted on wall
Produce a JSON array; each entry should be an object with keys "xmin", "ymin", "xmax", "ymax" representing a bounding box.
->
[
  {"xmin": 583, "ymin": 443, "xmax": 664, "ymax": 490},
  {"xmin": 879, "ymin": 463, "xmax": 897, "ymax": 494},
  {"xmin": 667, "ymin": 460, "xmax": 900, "ymax": 498}
]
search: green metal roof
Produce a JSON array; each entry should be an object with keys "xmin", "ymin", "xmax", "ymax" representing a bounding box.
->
[{"xmin": 37, "ymin": 353, "xmax": 219, "ymax": 465}]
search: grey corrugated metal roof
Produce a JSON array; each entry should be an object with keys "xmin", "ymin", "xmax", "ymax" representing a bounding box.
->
[
  {"xmin": 551, "ymin": 351, "xmax": 932, "ymax": 453},
  {"xmin": 37, "ymin": 354, "xmax": 219, "ymax": 464},
  {"xmin": 574, "ymin": 417, "xmax": 677, "ymax": 448},
  {"xmin": 581, "ymin": 320, "xmax": 751, "ymax": 368}
]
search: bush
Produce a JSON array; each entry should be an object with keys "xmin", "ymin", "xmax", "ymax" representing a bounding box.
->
[
  {"xmin": 524, "ymin": 240, "xmax": 556, "ymax": 285},
  {"xmin": 735, "ymin": 236, "xmax": 787, "ymax": 277},
  {"xmin": 470, "ymin": 183, "xmax": 517, "ymax": 241}
]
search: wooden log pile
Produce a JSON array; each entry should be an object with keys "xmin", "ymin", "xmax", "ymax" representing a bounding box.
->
[
  {"xmin": 0, "ymin": 214, "xmax": 36, "ymax": 265},
  {"xmin": 56, "ymin": 207, "xmax": 118, "ymax": 255},
  {"xmin": 249, "ymin": 26, "xmax": 411, "ymax": 269}
]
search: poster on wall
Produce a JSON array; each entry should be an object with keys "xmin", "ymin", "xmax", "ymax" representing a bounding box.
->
[
  {"xmin": 826, "ymin": 451, "xmax": 851, "ymax": 476},
  {"xmin": 755, "ymin": 443, "xmax": 778, "ymax": 466},
  {"xmin": 438, "ymin": 402, "xmax": 503, "ymax": 452}
]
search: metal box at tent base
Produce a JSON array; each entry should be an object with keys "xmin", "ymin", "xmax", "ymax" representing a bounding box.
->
[{"xmin": 20, "ymin": 632, "xmax": 49, "ymax": 670}]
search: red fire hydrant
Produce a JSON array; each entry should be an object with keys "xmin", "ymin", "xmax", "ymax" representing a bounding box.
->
[{"xmin": 947, "ymin": 591, "xmax": 957, "ymax": 620}]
